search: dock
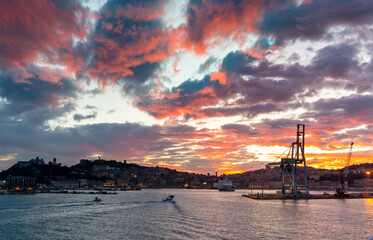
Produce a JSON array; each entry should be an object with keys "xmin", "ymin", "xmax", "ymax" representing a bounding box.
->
[
  {"xmin": 242, "ymin": 192, "xmax": 373, "ymax": 200},
  {"xmin": 1, "ymin": 190, "xmax": 118, "ymax": 194}
]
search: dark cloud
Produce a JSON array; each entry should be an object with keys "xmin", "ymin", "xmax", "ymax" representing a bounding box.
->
[
  {"xmin": 199, "ymin": 106, "xmax": 251, "ymax": 118},
  {"xmin": 259, "ymin": 0, "xmax": 373, "ymax": 43},
  {"xmin": 221, "ymin": 51, "xmax": 257, "ymax": 74},
  {"xmin": 198, "ymin": 103, "xmax": 280, "ymax": 119},
  {"xmin": 0, "ymin": 68, "xmax": 77, "ymax": 125},
  {"xmin": 73, "ymin": 112, "xmax": 97, "ymax": 122},
  {"xmin": 167, "ymin": 124, "xmax": 197, "ymax": 133},
  {"xmin": 127, "ymin": 62, "xmax": 161, "ymax": 83},
  {"xmin": 198, "ymin": 57, "xmax": 217, "ymax": 73},
  {"xmin": 173, "ymin": 75, "xmax": 219, "ymax": 96},
  {"xmin": 221, "ymin": 124, "xmax": 258, "ymax": 136},
  {"xmin": 0, "ymin": 72, "xmax": 76, "ymax": 105},
  {"xmin": 260, "ymin": 119, "xmax": 307, "ymax": 129},
  {"xmin": 311, "ymin": 44, "xmax": 358, "ymax": 78},
  {"xmin": 246, "ymin": 103, "xmax": 279, "ymax": 118},
  {"xmin": 310, "ymin": 95, "xmax": 373, "ymax": 121}
]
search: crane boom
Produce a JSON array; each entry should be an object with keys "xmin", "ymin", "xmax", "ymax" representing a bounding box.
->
[
  {"xmin": 336, "ymin": 142, "xmax": 354, "ymax": 196},
  {"xmin": 346, "ymin": 142, "xmax": 353, "ymax": 167}
]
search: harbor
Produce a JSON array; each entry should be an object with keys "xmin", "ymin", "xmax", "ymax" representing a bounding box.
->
[
  {"xmin": 1, "ymin": 189, "xmax": 372, "ymax": 239},
  {"xmin": 242, "ymin": 124, "xmax": 373, "ymax": 200}
]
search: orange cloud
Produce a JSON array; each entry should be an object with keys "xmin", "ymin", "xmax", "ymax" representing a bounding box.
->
[
  {"xmin": 0, "ymin": 0, "xmax": 89, "ymax": 69},
  {"xmin": 181, "ymin": 0, "xmax": 267, "ymax": 54},
  {"xmin": 210, "ymin": 72, "xmax": 226, "ymax": 84}
]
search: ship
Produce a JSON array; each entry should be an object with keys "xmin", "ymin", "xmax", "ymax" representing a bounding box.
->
[{"xmin": 217, "ymin": 179, "xmax": 235, "ymax": 191}]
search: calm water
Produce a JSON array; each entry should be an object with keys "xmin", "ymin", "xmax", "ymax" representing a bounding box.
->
[{"xmin": 0, "ymin": 189, "xmax": 372, "ymax": 240}]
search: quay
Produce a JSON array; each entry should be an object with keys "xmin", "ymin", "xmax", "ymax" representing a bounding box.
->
[
  {"xmin": 242, "ymin": 192, "xmax": 373, "ymax": 200},
  {"xmin": 46, "ymin": 190, "xmax": 118, "ymax": 194},
  {"xmin": 1, "ymin": 190, "xmax": 118, "ymax": 194}
]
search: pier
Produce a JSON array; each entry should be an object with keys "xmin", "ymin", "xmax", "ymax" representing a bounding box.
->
[{"xmin": 242, "ymin": 192, "xmax": 373, "ymax": 200}]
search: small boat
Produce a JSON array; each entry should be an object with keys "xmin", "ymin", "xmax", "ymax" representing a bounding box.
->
[
  {"xmin": 93, "ymin": 197, "xmax": 101, "ymax": 202},
  {"xmin": 162, "ymin": 195, "xmax": 174, "ymax": 201}
]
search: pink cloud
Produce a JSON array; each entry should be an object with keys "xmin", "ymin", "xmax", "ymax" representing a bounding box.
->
[{"xmin": 0, "ymin": 0, "xmax": 89, "ymax": 69}]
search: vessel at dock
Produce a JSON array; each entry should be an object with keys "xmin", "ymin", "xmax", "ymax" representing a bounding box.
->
[{"xmin": 217, "ymin": 179, "xmax": 235, "ymax": 191}]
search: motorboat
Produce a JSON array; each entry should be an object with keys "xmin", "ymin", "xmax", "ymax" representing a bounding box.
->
[
  {"xmin": 162, "ymin": 195, "xmax": 174, "ymax": 201},
  {"xmin": 93, "ymin": 197, "xmax": 101, "ymax": 202}
]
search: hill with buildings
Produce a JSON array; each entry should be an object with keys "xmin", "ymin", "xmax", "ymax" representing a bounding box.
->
[{"xmin": 0, "ymin": 157, "xmax": 372, "ymax": 191}]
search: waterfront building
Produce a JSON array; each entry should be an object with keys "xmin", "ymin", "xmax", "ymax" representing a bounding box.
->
[{"xmin": 5, "ymin": 176, "xmax": 36, "ymax": 189}]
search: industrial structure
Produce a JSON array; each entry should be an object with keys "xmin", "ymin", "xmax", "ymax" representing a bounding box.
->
[
  {"xmin": 268, "ymin": 124, "xmax": 309, "ymax": 196},
  {"xmin": 336, "ymin": 142, "xmax": 354, "ymax": 196}
]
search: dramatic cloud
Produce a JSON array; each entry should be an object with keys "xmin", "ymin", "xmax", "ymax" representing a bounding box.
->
[
  {"xmin": 86, "ymin": 0, "xmax": 175, "ymax": 86},
  {"xmin": 136, "ymin": 43, "xmax": 360, "ymax": 121},
  {"xmin": 259, "ymin": 0, "xmax": 373, "ymax": 43},
  {"xmin": 183, "ymin": 0, "xmax": 269, "ymax": 53},
  {"xmin": 1, "ymin": 0, "xmax": 373, "ymax": 173},
  {"xmin": 0, "ymin": 0, "xmax": 89, "ymax": 69},
  {"xmin": 0, "ymin": 68, "xmax": 78, "ymax": 125}
]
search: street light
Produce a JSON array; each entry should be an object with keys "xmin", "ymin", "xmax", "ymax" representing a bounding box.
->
[
  {"xmin": 367, "ymin": 171, "xmax": 371, "ymax": 191},
  {"xmin": 367, "ymin": 171, "xmax": 371, "ymax": 181}
]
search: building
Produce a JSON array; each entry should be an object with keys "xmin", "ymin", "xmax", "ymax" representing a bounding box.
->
[{"xmin": 5, "ymin": 176, "xmax": 36, "ymax": 189}]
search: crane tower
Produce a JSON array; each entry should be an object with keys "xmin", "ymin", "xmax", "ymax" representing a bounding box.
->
[{"xmin": 268, "ymin": 124, "xmax": 309, "ymax": 196}]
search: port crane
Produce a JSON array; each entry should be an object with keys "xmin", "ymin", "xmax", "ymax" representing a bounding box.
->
[
  {"xmin": 267, "ymin": 124, "xmax": 309, "ymax": 196},
  {"xmin": 336, "ymin": 142, "xmax": 353, "ymax": 196}
]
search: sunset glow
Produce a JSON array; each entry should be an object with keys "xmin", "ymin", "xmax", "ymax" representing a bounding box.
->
[{"xmin": 0, "ymin": 0, "xmax": 372, "ymax": 174}]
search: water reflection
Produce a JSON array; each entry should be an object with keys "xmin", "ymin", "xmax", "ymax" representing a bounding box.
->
[
  {"xmin": 0, "ymin": 189, "xmax": 372, "ymax": 239},
  {"xmin": 365, "ymin": 198, "xmax": 373, "ymax": 206}
]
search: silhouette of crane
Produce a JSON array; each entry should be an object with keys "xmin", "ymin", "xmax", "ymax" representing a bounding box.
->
[
  {"xmin": 267, "ymin": 124, "xmax": 309, "ymax": 196},
  {"xmin": 336, "ymin": 142, "xmax": 353, "ymax": 196}
]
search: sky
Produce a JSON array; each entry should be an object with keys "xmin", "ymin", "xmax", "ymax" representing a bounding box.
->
[{"xmin": 0, "ymin": 0, "xmax": 372, "ymax": 174}]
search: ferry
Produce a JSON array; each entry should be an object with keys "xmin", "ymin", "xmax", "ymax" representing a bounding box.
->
[{"xmin": 217, "ymin": 179, "xmax": 235, "ymax": 191}]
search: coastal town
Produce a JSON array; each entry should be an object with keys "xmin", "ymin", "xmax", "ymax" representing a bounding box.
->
[{"xmin": 1, "ymin": 157, "xmax": 372, "ymax": 192}]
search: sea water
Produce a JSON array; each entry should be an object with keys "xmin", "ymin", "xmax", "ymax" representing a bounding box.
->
[{"xmin": 0, "ymin": 189, "xmax": 372, "ymax": 240}]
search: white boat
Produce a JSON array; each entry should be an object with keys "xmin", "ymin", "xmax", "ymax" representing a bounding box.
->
[
  {"xmin": 162, "ymin": 195, "xmax": 174, "ymax": 201},
  {"xmin": 217, "ymin": 179, "xmax": 235, "ymax": 191}
]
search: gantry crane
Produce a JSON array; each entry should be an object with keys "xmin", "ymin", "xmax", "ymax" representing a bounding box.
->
[
  {"xmin": 267, "ymin": 124, "xmax": 309, "ymax": 196},
  {"xmin": 336, "ymin": 142, "xmax": 353, "ymax": 196}
]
